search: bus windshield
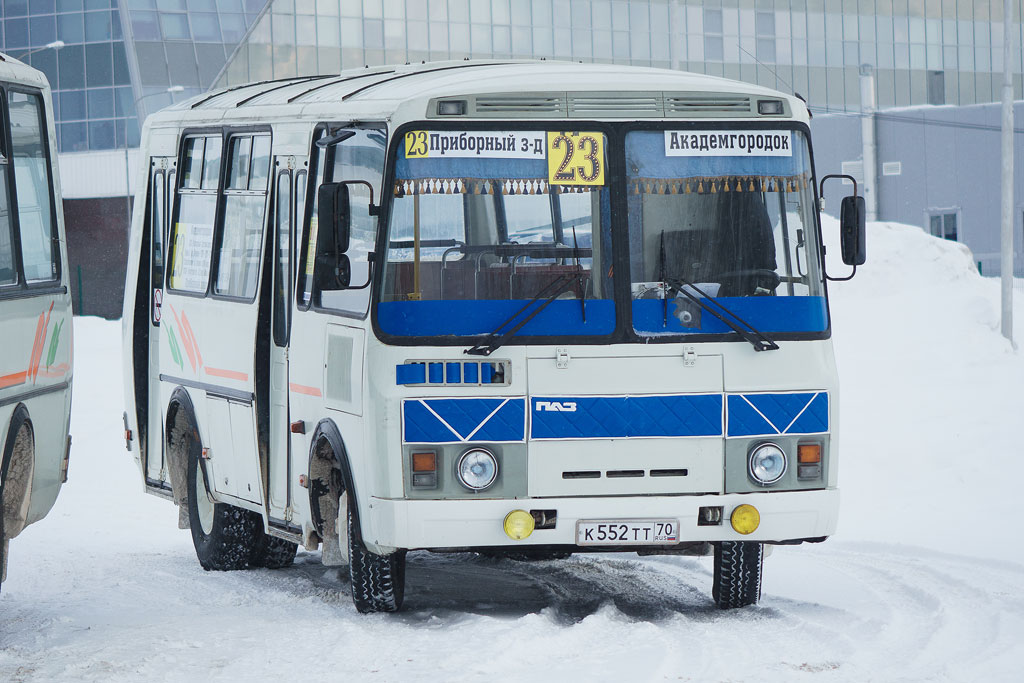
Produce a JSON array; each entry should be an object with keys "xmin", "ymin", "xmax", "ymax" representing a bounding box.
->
[
  {"xmin": 378, "ymin": 129, "xmax": 615, "ymax": 339},
  {"xmin": 626, "ymin": 128, "xmax": 826, "ymax": 337},
  {"xmin": 376, "ymin": 126, "xmax": 826, "ymax": 342}
]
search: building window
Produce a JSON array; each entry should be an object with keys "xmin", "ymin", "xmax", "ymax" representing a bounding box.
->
[
  {"xmin": 927, "ymin": 70, "xmax": 945, "ymax": 105},
  {"xmin": 928, "ymin": 210, "xmax": 958, "ymax": 241}
]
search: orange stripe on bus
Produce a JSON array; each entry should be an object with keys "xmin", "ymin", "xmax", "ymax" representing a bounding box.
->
[
  {"xmin": 205, "ymin": 367, "xmax": 249, "ymax": 382},
  {"xmin": 36, "ymin": 364, "xmax": 71, "ymax": 379},
  {"xmin": 181, "ymin": 311, "xmax": 204, "ymax": 369},
  {"xmin": 0, "ymin": 371, "xmax": 28, "ymax": 390},
  {"xmin": 289, "ymin": 383, "xmax": 323, "ymax": 397}
]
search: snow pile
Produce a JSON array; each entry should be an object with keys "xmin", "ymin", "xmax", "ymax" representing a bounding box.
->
[
  {"xmin": 1, "ymin": 218, "xmax": 1023, "ymax": 682},
  {"xmin": 823, "ymin": 217, "xmax": 1024, "ymax": 562}
]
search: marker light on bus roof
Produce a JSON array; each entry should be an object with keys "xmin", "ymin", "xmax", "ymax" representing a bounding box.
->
[
  {"xmin": 757, "ymin": 99, "xmax": 785, "ymax": 115},
  {"xmin": 436, "ymin": 100, "xmax": 466, "ymax": 116}
]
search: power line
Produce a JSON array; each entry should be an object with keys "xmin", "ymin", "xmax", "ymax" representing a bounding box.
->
[{"xmin": 809, "ymin": 105, "xmax": 1024, "ymax": 135}]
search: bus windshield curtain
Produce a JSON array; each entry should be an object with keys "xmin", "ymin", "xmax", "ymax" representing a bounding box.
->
[
  {"xmin": 625, "ymin": 131, "xmax": 811, "ymax": 194},
  {"xmin": 394, "ymin": 154, "xmax": 565, "ymax": 196}
]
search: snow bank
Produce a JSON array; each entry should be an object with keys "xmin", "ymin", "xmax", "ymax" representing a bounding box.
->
[{"xmin": 824, "ymin": 217, "xmax": 1024, "ymax": 562}]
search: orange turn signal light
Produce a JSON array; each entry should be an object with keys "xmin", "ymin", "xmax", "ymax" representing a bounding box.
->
[
  {"xmin": 798, "ymin": 444, "xmax": 821, "ymax": 464},
  {"xmin": 412, "ymin": 451, "xmax": 437, "ymax": 472}
]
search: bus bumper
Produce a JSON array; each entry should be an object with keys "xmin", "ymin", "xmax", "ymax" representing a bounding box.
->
[{"xmin": 364, "ymin": 489, "xmax": 839, "ymax": 552}]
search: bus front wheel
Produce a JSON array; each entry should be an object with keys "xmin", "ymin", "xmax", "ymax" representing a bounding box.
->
[
  {"xmin": 187, "ymin": 444, "xmax": 261, "ymax": 571},
  {"xmin": 712, "ymin": 541, "xmax": 763, "ymax": 609},
  {"xmin": 347, "ymin": 495, "xmax": 405, "ymax": 613}
]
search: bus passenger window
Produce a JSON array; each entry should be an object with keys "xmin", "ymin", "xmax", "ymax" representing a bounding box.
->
[
  {"xmin": 0, "ymin": 142, "xmax": 15, "ymax": 286},
  {"xmin": 168, "ymin": 135, "xmax": 221, "ymax": 293},
  {"xmin": 9, "ymin": 91, "xmax": 58, "ymax": 282},
  {"xmin": 273, "ymin": 172, "xmax": 291, "ymax": 346},
  {"xmin": 215, "ymin": 133, "xmax": 271, "ymax": 299}
]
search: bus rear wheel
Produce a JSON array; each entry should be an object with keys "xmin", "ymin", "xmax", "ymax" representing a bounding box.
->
[
  {"xmin": 712, "ymin": 541, "xmax": 763, "ymax": 609},
  {"xmin": 187, "ymin": 445, "xmax": 261, "ymax": 571},
  {"xmin": 347, "ymin": 494, "xmax": 405, "ymax": 613}
]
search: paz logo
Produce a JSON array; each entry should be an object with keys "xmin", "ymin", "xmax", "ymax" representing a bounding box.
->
[{"xmin": 536, "ymin": 401, "xmax": 577, "ymax": 413}]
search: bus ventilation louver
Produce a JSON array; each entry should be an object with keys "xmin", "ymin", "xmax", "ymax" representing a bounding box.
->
[
  {"xmin": 665, "ymin": 94, "xmax": 753, "ymax": 116},
  {"xmin": 567, "ymin": 95, "xmax": 662, "ymax": 117},
  {"xmin": 474, "ymin": 95, "xmax": 565, "ymax": 114},
  {"xmin": 396, "ymin": 360, "xmax": 511, "ymax": 387},
  {"xmin": 439, "ymin": 92, "xmax": 763, "ymax": 118}
]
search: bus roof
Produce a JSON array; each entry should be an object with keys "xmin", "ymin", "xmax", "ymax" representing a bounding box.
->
[
  {"xmin": 0, "ymin": 52, "xmax": 52, "ymax": 92},
  {"xmin": 147, "ymin": 60, "xmax": 807, "ymax": 128}
]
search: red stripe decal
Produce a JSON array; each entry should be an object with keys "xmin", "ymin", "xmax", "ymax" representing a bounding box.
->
[{"xmin": 289, "ymin": 383, "xmax": 323, "ymax": 397}]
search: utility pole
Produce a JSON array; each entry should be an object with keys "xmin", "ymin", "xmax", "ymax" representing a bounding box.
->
[
  {"xmin": 860, "ymin": 64, "xmax": 878, "ymax": 222},
  {"xmin": 1000, "ymin": 0, "xmax": 1014, "ymax": 344}
]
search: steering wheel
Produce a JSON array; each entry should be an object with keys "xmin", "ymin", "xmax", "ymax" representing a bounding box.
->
[{"xmin": 714, "ymin": 269, "xmax": 781, "ymax": 294}]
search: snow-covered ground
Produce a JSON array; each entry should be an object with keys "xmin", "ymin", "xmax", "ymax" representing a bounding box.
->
[{"xmin": 2, "ymin": 219, "xmax": 1023, "ymax": 682}]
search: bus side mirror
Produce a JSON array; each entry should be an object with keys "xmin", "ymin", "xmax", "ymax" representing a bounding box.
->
[
  {"xmin": 840, "ymin": 195, "xmax": 866, "ymax": 266},
  {"xmin": 315, "ymin": 182, "xmax": 351, "ymax": 290},
  {"xmin": 318, "ymin": 182, "xmax": 351, "ymax": 254}
]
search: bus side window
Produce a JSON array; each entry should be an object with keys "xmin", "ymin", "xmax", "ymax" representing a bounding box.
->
[
  {"xmin": 8, "ymin": 91, "xmax": 58, "ymax": 283},
  {"xmin": 298, "ymin": 133, "xmax": 326, "ymax": 307},
  {"xmin": 272, "ymin": 171, "xmax": 291, "ymax": 346},
  {"xmin": 214, "ymin": 133, "xmax": 271, "ymax": 299},
  {"xmin": 0, "ymin": 114, "xmax": 15, "ymax": 286},
  {"xmin": 150, "ymin": 168, "xmax": 164, "ymax": 323},
  {"xmin": 168, "ymin": 135, "xmax": 221, "ymax": 293}
]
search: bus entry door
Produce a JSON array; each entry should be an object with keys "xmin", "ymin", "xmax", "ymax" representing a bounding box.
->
[{"xmin": 267, "ymin": 160, "xmax": 305, "ymax": 517}]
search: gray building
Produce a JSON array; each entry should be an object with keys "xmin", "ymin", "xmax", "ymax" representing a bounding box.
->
[
  {"xmin": 1, "ymin": 0, "xmax": 1022, "ymax": 316},
  {"xmin": 812, "ymin": 100, "xmax": 1024, "ymax": 276}
]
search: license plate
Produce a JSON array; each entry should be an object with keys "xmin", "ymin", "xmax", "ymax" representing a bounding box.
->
[{"xmin": 576, "ymin": 519, "xmax": 679, "ymax": 546}]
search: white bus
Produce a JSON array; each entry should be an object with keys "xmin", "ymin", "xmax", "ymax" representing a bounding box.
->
[
  {"xmin": 0, "ymin": 53, "xmax": 73, "ymax": 590},
  {"xmin": 122, "ymin": 61, "xmax": 865, "ymax": 613}
]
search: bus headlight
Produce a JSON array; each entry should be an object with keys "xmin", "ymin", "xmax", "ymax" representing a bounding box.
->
[
  {"xmin": 748, "ymin": 443, "xmax": 787, "ymax": 485},
  {"xmin": 456, "ymin": 448, "xmax": 498, "ymax": 491}
]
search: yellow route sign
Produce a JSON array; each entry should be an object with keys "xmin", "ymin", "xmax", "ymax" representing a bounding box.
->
[{"xmin": 547, "ymin": 132, "xmax": 605, "ymax": 186}]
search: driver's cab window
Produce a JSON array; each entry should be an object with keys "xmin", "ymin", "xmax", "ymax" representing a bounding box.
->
[{"xmin": 300, "ymin": 126, "xmax": 385, "ymax": 315}]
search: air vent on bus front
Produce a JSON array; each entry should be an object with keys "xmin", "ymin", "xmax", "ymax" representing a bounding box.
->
[
  {"xmin": 567, "ymin": 94, "xmax": 662, "ymax": 117},
  {"xmin": 473, "ymin": 95, "xmax": 565, "ymax": 115},
  {"xmin": 665, "ymin": 94, "xmax": 753, "ymax": 116}
]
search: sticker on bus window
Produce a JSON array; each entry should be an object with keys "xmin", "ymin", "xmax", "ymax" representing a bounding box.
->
[
  {"xmin": 547, "ymin": 132, "xmax": 605, "ymax": 186},
  {"xmin": 305, "ymin": 216, "xmax": 319, "ymax": 277},
  {"xmin": 403, "ymin": 130, "xmax": 546, "ymax": 159},
  {"xmin": 664, "ymin": 130, "xmax": 793, "ymax": 157},
  {"xmin": 169, "ymin": 222, "xmax": 213, "ymax": 291}
]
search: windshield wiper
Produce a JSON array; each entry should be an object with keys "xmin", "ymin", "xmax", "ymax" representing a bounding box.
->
[
  {"xmin": 665, "ymin": 274, "xmax": 779, "ymax": 352},
  {"xmin": 657, "ymin": 230, "xmax": 778, "ymax": 352},
  {"xmin": 465, "ymin": 272, "xmax": 584, "ymax": 356}
]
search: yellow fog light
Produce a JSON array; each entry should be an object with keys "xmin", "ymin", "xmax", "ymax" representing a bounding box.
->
[
  {"xmin": 730, "ymin": 504, "xmax": 760, "ymax": 535},
  {"xmin": 503, "ymin": 510, "xmax": 535, "ymax": 540}
]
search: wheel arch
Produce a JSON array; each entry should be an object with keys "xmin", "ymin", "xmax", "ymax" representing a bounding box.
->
[
  {"xmin": 1, "ymin": 404, "xmax": 36, "ymax": 542},
  {"xmin": 306, "ymin": 418, "xmax": 362, "ymax": 541},
  {"xmin": 165, "ymin": 386, "xmax": 201, "ymax": 525}
]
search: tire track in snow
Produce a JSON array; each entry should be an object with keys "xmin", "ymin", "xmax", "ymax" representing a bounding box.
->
[{"xmin": 2, "ymin": 541, "xmax": 1023, "ymax": 682}]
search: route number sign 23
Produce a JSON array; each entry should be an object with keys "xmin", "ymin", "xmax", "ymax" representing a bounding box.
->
[{"xmin": 547, "ymin": 132, "xmax": 605, "ymax": 187}]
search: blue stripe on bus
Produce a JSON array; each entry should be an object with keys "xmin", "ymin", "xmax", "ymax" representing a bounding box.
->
[
  {"xmin": 403, "ymin": 398, "xmax": 526, "ymax": 443},
  {"xmin": 378, "ymin": 299, "xmax": 616, "ymax": 337},
  {"xmin": 632, "ymin": 296, "xmax": 828, "ymax": 335},
  {"xmin": 726, "ymin": 392, "xmax": 829, "ymax": 437},
  {"xmin": 530, "ymin": 394, "xmax": 723, "ymax": 440}
]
